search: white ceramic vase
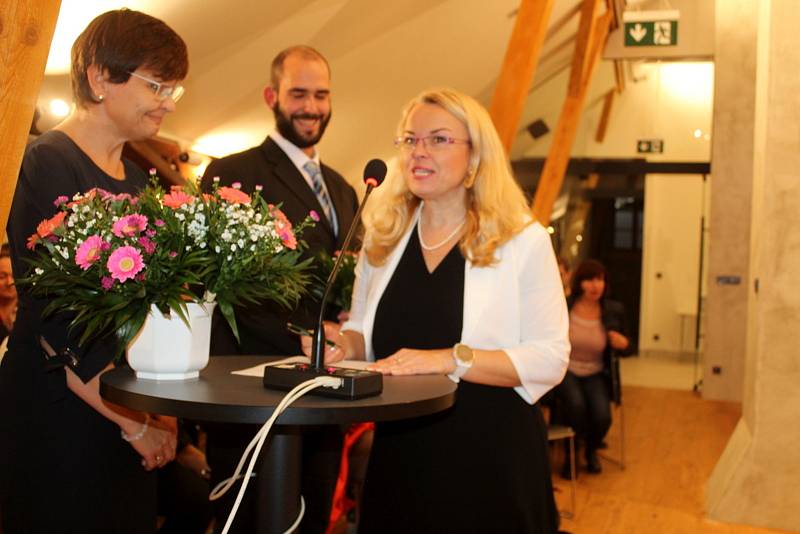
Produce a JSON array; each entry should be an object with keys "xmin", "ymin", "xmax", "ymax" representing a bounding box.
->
[{"xmin": 127, "ymin": 302, "xmax": 215, "ymax": 380}]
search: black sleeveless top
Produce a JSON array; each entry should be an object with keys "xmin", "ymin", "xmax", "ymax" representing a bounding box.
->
[{"xmin": 359, "ymin": 225, "xmax": 559, "ymax": 534}]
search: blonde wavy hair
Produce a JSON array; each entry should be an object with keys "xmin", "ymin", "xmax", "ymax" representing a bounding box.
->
[{"xmin": 363, "ymin": 88, "xmax": 533, "ymax": 267}]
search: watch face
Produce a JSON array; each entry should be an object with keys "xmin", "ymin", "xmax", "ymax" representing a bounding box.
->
[{"xmin": 455, "ymin": 343, "xmax": 474, "ymax": 365}]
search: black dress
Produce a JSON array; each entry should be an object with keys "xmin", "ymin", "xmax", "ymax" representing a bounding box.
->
[
  {"xmin": 359, "ymin": 228, "xmax": 559, "ymax": 534},
  {"xmin": 0, "ymin": 131, "xmax": 154, "ymax": 533}
]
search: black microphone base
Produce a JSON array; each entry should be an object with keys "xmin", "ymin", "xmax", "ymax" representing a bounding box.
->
[{"xmin": 263, "ymin": 363, "xmax": 383, "ymax": 400}]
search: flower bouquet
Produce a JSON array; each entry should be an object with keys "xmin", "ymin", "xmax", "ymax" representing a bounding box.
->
[
  {"xmin": 311, "ymin": 249, "xmax": 358, "ymax": 312},
  {"xmin": 20, "ymin": 173, "xmax": 315, "ymax": 362}
]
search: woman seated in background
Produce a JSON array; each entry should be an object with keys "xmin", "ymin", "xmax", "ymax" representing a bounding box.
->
[
  {"xmin": 556, "ymin": 259, "xmax": 631, "ymax": 477},
  {"xmin": 0, "ymin": 9, "xmax": 188, "ymax": 533},
  {"xmin": 304, "ymin": 88, "xmax": 569, "ymax": 533}
]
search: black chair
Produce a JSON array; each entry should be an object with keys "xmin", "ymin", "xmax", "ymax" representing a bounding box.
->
[{"xmin": 598, "ymin": 351, "xmax": 625, "ymax": 469}]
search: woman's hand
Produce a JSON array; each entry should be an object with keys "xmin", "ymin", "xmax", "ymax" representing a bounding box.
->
[
  {"xmin": 124, "ymin": 414, "xmax": 178, "ymax": 471},
  {"xmin": 607, "ymin": 329, "xmax": 629, "ymax": 351},
  {"xmin": 177, "ymin": 443, "xmax": 212, "ymax": 480},
  {"xmin": 299, "ymin": 321, "xmax": 346, "ymax": 364},
  {"xmin": 367, "ymin": 348, "xmax": 455, "ymax": 376}
]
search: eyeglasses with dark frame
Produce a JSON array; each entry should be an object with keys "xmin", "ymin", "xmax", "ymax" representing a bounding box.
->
[
  {"xmin": 127, "ymin": 71, "xmax": 185, "ymax": 102},
  {"xmin": 393, "ymin": 135, "xmax": 471, "ymax": 152}
]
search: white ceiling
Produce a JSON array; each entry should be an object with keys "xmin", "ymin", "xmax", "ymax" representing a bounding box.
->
[{"xmin": 40, "ymin": 0, "xmax": 595, "ymax": 185}]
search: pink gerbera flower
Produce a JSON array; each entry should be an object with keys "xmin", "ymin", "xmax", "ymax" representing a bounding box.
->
[
  {"xmin": 106, "ymin": 246, "xmax": 144, "ymax": 282},
  {"xmin": 75, "ymin": 235, "xmax": 106, "ymax": 270},
  {"xmin": 163, "ymin": 186, "xmax": 195, "ymax": 209},
  {"xmin": 270, "ymin": 206, "xmax": 296, "ymax": 250},
  {"xmin": 112, "ymin": 214, "xmax": 148, "ymax": 237},
  {"xmin": 218, "ymin": 186, "xmax": 251, "ymax": 204}
]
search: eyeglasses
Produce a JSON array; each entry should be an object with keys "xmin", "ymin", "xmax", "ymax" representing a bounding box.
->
[
  {"xmin": 127, "ymin": 71, "xmax": 185, "ymax": 102},
  {"xmin": 394, "ymin": 135, "xmax": 470, "ymax": 152}
]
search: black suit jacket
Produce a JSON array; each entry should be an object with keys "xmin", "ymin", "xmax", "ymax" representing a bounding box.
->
[{"xmin": 200, "ymin": 136, "xmax": 359, "ymax": 356}]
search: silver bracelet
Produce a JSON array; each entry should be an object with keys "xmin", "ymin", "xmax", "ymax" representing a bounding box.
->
[{"xmin": 121, "ymin": 414, "xmax": 150, "ymax": 442}]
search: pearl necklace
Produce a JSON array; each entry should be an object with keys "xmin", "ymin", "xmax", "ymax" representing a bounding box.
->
[{"xmin": 417, "ymin": 204, "xmax": 466, "ymax": 251}]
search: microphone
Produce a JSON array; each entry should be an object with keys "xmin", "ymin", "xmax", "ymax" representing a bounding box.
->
[
  {"xmin": 263, "ymin": 159, "xmax": 388, "ymax": 399},
  {"xmin": 310, "ymin": 158, "xmax": 386, "ymax": 369}
]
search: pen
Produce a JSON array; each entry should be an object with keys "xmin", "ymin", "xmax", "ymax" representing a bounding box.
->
[{"xmin": 286, "ymin": 322, "xmax": 337, "ymax": 348}]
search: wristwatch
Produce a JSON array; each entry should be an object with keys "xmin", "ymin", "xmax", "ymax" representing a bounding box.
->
[{"xmin": 447, "ymin": 343, "xmax": 474, "ymax": 383}]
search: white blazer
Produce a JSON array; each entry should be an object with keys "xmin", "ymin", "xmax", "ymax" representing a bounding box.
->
[{"xmin": 342, "ymin": 208, "xmax": 570, "ymax": 404}]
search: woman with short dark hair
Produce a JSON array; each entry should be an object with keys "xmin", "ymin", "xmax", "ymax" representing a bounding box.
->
[{"xmin": 0, "ymin": 9, "xmax": 188, "ymax": 532}]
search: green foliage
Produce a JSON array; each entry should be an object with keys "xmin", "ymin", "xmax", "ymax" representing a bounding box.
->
[{"xmin": 311, "ymin": 249, "xmax": 358, "ymax": 312}]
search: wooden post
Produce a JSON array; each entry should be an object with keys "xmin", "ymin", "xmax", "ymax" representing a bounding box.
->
[
  {"xmin": 489, "ymin": 0, "xmax": 555, "ymax": 153},
  {"xmin": 532, "ymin": 1, "xmax": 611, "ymax": 226},
  {"xmin": 0, "ymin": 0, "xmax": 61, "ymax": 233}
]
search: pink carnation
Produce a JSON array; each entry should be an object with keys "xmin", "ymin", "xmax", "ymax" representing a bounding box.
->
[
  {"xmin": 101, "ymin": 276, "xmax": 114, "ymax": 290},
  {"xmin": 309, "ymin": 210, "xmax": 320, "ymax": 222},
  {"xmin": 163, "ymin": 187, "xmax": 195, "ymax": 209},
  {"xmin": 138, "ymin": 236, "xmax": 156, "ymax": 255},
  {"xmin": 75, "ymin": 235, "xmax": 106, "ymax": 270},
  {"xmin": 155, "ymin": 219, "xmax": 165, "ymax": 227},
  {"xmin": 112, "ymin": 214, "xmax": 148, "ymax": 238},
  {"xmin": 106, "ymin": 246, "xmax": 144, "ymax": 283},
  {"xmin": 53, "ymin": 196, "xmax": 69, "ymax": 207}
]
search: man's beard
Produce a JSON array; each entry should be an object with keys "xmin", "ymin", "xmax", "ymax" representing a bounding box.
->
[{"xmin": 272, "ymin": 103, "xmax": 331, "ymax": 149}]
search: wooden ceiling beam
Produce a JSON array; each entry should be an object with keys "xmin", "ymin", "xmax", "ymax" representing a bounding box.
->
[
  {"xmin": 489, "ymin": 0, "xmax": 555, "ymax": 153},
  {"xmin": 532, "ymin": 3, "xmax": 612, "ymax": 226},
  {"xmin": 0, "ymin": 0, "xmax": 61, "ymax": 232},
  {"xmin": 595, "ymin": 89, "xmax": 616, "ymax": 143},
  {"xmin": 568, "ymin": 0, "xmax": 601, "ymax": 98}
]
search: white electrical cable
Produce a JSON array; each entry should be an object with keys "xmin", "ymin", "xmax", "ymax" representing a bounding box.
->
[{"xmin": 212, "ymin": 376, "xmax": 342, "ymax": 534}]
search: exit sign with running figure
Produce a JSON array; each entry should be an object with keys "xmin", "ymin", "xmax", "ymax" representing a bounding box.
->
[{"xmin": 624, "ymin": 10, "xmax": 679, "ymax": 47}]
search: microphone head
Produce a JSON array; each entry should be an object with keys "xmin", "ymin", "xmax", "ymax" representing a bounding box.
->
[{"xmin": 363, "ymin": 159, "xmax": 388, "ymax": 188}]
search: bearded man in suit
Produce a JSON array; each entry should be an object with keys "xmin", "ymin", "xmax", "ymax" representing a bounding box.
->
[{"xmin": 200, "ymin": 45, "xmax": 357, "ymax": 534}]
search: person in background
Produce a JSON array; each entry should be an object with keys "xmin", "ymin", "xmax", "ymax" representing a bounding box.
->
[
  {"xmin": 556, "ymin": 259, "xmax": 631, "ymax": 477},
  {"xmin": 0, "ymin": 9, "xmax": 188, "ymax": 532},
  {"xmin": 304, "ymin": 88, "xmax": 570, "ymax": 533},
  {"xmin": 200, "ymin": 45, "xmax": 358, "ymax": 534},
  {"xmin": 0, "ymin": 245, "xmax": 17, "ymax": 345}
]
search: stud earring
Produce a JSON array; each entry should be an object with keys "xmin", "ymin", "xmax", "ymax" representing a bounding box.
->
[{"xmin": 96, "ymin": 94, "xmax": 105, "ymax": 102}]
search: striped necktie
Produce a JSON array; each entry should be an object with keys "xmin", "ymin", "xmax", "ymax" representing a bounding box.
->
[{"xmin": 303, "ymin": 160, "xmax": 338, "ymax": 236}]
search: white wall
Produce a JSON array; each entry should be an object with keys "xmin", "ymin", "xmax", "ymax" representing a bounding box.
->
[
  {"xmin": 517, "ymin": 61, "xmax": 714, "ymax": 161},
  {"xmin": 639, "ymin": 174, "xmax": 707, "ymax": 354},
  {"xmin": 517, "ymin": 60, "xmax": 715, "ymax": 355}
]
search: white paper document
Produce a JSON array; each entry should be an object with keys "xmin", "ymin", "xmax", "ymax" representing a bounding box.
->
[{"xmin": 232, "ymin": 356, "xmax": 372, "ymax": 377}]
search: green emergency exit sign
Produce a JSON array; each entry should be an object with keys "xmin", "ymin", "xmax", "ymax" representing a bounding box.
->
[{"xmin": 624, "ymin": 10, "xmax": 679, "ymax": 47}]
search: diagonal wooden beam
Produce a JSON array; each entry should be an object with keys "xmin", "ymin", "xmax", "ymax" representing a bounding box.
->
[
  {"xmin": 568, "ymin": 0, "xmax": 601, "ymax": 98},
  {"xmin": 532, "ymin": 5, "xmax": 612, "ymax": 226},
  {"xmin": 0, "ymin": 1, "xmax": 61, "ymax": 232},
  {"xmin": 595, "ymin": 89, "xmax": 616, "ymax": 143},
  {"xmin": 489, "ymin": 0, "xmax": 555, "ymax": 153}
]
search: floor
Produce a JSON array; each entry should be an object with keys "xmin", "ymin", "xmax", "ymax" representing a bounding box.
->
[
  {"xmin": 619, "ymin": 350, "xmax": 701, "ymax": 392},
  {"xmin": 551, "ymin": 385, "xmax": 791, "ymax": 534}
]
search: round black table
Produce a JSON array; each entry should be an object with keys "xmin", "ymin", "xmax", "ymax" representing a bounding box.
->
[{"xmin": 100, "ymin": 356, "xmax": 457, "ymax": 533}]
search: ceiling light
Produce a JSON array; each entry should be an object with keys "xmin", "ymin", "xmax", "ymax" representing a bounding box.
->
[{"xmin": 49, "ymin": 98, "xmax": 71, "ymax": 118}]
